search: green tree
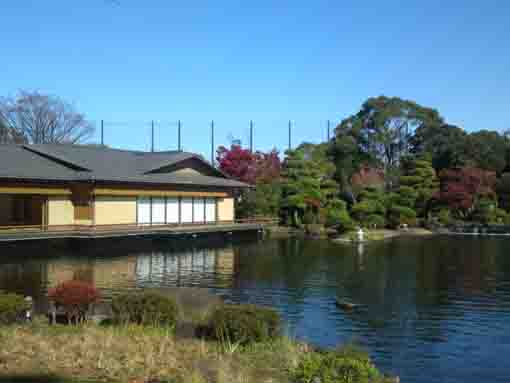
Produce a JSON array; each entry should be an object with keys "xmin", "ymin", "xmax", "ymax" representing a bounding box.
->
[
  {"xmin": 399, "ymin": 156, "xmax": 439, "ymax": 217},
  {"xmin": 323, "ymin": 199, "xmax": 354, "ymax": 232},
  {"xmin": 332, "ymin": 96, "xmax": 443, "ymax": 190},
  {"xmin": 471, "ymin": 198, "xmax": 506, "ymax": 224},
  {"xmin": 410, "ymin": 124, "xmax": 469, "ymax": 170},
  {"xmin": 351, "ymin": 187, "xmax": 387, "ymax": 228},
  {"xmin": 328, "ymin": 128, "xmax": 373, "ymax": 198},
  {"xmin": 465, "ymin": 130, "xmax": 509, "ymax": 173},
  {"xmin": 496, "ymin": 172, "xmax": 510, "ymax": 213},
  {"xmin": 281, "ymin": 143, "xmax": 339, "ymax": 226}
]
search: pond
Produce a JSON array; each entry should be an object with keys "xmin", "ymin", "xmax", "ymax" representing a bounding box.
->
[{"xmin": 1, "ymin": 234, "xmax": 510, "ymax": 383}]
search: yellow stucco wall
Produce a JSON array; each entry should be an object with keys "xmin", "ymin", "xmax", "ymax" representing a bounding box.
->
[
  {"xmin": 217, "ymin": 197, "xmax": 234, "ymax": 222},
  {"xmin": 0, "ymin": 196, "xmax": 13, "ymax": 225},
  {"xmin": 94, "ymin": 196, "xmax": 137, "ymax": 225},
  {"xmin": 47, "ymin": 197, "xmax": 74, "ymax": 226}
]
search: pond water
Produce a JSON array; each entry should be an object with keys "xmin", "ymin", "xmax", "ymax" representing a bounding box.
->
[{"xmin": 1, "ymin": 234, "xmax": 510, "ymax": 383}]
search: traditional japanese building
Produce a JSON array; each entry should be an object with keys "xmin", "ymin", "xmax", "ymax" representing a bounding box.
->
[{"xmin": 0, "ymin": 144, "xmax": 248, "ymax": 229}]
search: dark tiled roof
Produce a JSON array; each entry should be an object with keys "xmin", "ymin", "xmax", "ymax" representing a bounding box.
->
[{"xmin": 0, "ymin": 144, "xmax": 249, "ymax": 189}]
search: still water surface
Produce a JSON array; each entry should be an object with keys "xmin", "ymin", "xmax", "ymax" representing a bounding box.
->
[{"xmin": 1, "ymin": 235, "xmax": 510, "ymax": 383}]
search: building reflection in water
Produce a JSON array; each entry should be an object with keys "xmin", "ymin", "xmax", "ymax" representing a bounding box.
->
[
  {"xmin": 134, "ymin": 247, "xmax": 238, "ymax": 289},
  {"xmin": 0, "ymin": 246, "xmax": 238, "ymax": 307}
]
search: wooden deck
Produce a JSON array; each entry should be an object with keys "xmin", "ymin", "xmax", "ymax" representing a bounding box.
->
[{"xmin": 0, "ymin": 219, "xmax": 277, "ymax": 242}]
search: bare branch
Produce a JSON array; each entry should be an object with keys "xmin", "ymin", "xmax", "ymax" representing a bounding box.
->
[{"xmin": 0, "ymin": 90, "xmax": 95, "ymax": 144}]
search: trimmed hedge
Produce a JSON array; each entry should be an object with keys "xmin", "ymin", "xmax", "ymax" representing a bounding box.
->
[
  {"xmin": 293, "ymin": 348, "xmax": 381, "ymax": 383},
  {"xmin": 209, "ymin": 304, "xmax": 280, "ymax": 345},
  {"xmin": 111, "ymin": 291, "xmax": 179, "ymax": 327},
  {"xmin": 0, "ymin": 293, "xmax": 29, "ymax": 325}
]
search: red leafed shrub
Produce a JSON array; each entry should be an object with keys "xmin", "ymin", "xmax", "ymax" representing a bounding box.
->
[
  {"xmin": 48, "ymin": 280, "xmax": 100, "ymax": 323},
  {"xmin": 217, "ymin": 145, "xmax": 257, "ymax": 184},
  {"xmin": 437, "ymin": 167, "xmax": 497, "ymax": 215},
  {"xmin": 216, "ymin": 145, "xmax": 281, "ymax": 185}
]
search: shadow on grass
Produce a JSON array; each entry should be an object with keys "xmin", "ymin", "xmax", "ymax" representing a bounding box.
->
[
  {"xmin": 0, "ymin": 376, "xmax": 176, "ymax": 383},
  {"xmin": 0, "ymin": 375, "xmax": 92, "ymax": 383}
]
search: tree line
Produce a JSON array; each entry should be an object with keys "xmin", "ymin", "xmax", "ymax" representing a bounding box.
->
[{"xmin": 217, "ymin": 96, "xmax": 510, "ymax": 231}]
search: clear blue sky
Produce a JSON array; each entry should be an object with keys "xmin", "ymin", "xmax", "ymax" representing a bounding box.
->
[{"xmin": 2, "ymin": 0, "xmax": 509, "ymax": 158}]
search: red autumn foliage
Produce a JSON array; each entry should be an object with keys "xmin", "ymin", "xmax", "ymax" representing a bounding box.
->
[
  {"xmin": 351, "ymin": 165, "xmax": 385, "ymax": 191},
  {"xmin": 217, "ymin": 145, "xmax": 281, "ymax": 185},
  {"xmin": 48, "ymin": 280, "xmax": 100, "ymax": 308},
  {"xmin": 437, "ymin": 167, "xmax": 496, "ymax": 213},
  {"xmin": 255, "ymin": 149, "xmax": 281, "ymax": 182}
]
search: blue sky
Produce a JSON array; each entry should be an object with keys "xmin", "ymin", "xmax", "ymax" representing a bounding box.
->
[{"xmin": 2, "ymin": 0, "xmax": 509, "ymax": 158}]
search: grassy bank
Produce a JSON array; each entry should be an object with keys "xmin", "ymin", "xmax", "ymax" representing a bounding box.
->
[{"xmin": 0, "ymin": 317, "xmax": 396, "ymax": 383}]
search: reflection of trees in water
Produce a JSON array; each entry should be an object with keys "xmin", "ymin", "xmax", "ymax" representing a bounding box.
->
[
  {"xmin": 0, "ymin": 261, "xmax": 47, "ymax": 299},
  {"xmin": 416, "ymin": 237, "xmax": 502, "ymax": 302}
]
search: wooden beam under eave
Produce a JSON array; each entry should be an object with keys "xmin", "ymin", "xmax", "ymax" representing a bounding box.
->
[
  {"xmin": 92, "ymin": 188, "xmax": 229, "ymax": 198},
  {"xmin": 0, "ymin": 187, "xmax": 72, "ymax": 195}
]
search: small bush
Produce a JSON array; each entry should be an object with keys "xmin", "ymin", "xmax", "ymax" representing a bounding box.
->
[
  {"xmin": 209, "ymin": 304, "xmax": 281, "ymax": 345},
  {"xmin": 48, "ymin": 280, "xmax": 100, "ymax": 323},
  {"xmin": 363, "ymin": 214, "xmax": 385, "ymax": 229},
  {"xmin": 438, "ymin": 209, "xmax": 453, "ymax": 226},
  {"xmin": 111, "ymin": 291, "xmax": 179, "ymax": 327},
  {"xmin": 293, "ymin": 347, "xmax": 381, "ymax": 383},
  {"xmin": 0, "ymin": 293, "xmax": 29, "ymax": 325},
  {"xmin": 387, "ymin": 205, "xmax": 417, "ymax": 228},
  {"xmin": 324, "ymin": 203, "xmax": 355, "ymax": 233}
]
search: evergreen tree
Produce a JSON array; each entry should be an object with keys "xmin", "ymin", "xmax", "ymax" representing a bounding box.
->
[
  {"xmin": 281, "ymin": 143, "xmax": 340, "ymax": 226},
  {"xmin": 399, "ymin": 156, "xmax": 439, "ymax": 217},
  {"xmin": 351, "ymin": 187, "xmax": 387, "ymax": 228}
]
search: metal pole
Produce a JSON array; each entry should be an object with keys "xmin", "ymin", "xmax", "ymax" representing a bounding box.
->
[
  {"xmin": 151, "ymin": 120, "xmax": 155, "ymax": 152},
  {"xmin": 288, "ymin": 120, "xmax": 292, "ymax": 151},
  {"xmin": 211, "ymin": 120, "xmax": 215, "ymax": 166},
  {"xmin": 101, "ymin": 120, "xmax": 104, "ymax": 146},
  {"xmin": 327, "ymin": 120, "xmax": 330, "ymax": 141},
  {"xmin": 250, "ymin": 120, "xmax": 253, "ymax": 153},
  {"xmin": 178, "ymin": 120, "xmax": 182, "ymax": 151}
]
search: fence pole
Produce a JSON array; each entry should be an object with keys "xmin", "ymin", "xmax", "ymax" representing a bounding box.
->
[
  {"xmin": 288, "ymin": 120, "xmax": 292, "ymax": 151},
  {"xmin": 211, "ymin": 120, "xmax": 215, "ymax": 166},
  {"xmin": 151, "ymin": 120, "xmax": 155, "ymax": 152},
  {"xmin": 250, "ymin": 120, "xmax": 253, "ymax": 153},
  {"xmin": 178, "ymin": 120, "xmax": 182, "ymax": 151}
]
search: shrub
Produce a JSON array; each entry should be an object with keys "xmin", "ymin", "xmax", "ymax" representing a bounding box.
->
[
  {"xmin": 363, "ymin": 214, "xmax": 385, "ymax": 229},
  {"xmin": 0, "ymin": 293, "xmax": 29, "ymax": 325},
  {"xmin": 438, "ymin": 209, "xmax": 453, "ymax": 226},
  {"xmin": 387, "ymin": 205, "xmax": 417, "ymax": 228},
  {"xmin": 209, "ymin": 304, "xmax": 280, "ymax": 345},
  {"xmin": 324, "ymin": 201, "xmax": 355, "ymax": 233},
  {"xmin": 292, "ymin": 347, "xmax": 381, "ymax": 383},
  {"xmin": 111, "ymin": 291, "xmax": 179, "ymax": 327},
  {"xmin": 48, "ymin": 280, "xmax": 100, "ymax": 323}
]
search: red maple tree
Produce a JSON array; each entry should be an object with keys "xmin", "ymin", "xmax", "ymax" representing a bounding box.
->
[
  {"xmin": 437, "ymin": 167, "xmax": 496, "ymax": 215},
  {"xmin": 216, "ymin": 145, "xmax": 281, "ymax": 185},
  {"xmin": 48, "ymin": 280, "xmax": 100, "ymax": 323}
]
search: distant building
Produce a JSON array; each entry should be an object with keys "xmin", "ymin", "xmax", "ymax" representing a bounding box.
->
[{"xmin": 0, "ymin": 144, "xmax": 248, "ymax": 228}]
